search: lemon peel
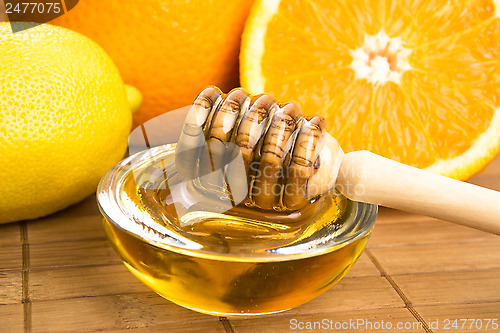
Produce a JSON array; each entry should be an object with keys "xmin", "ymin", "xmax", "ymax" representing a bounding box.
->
[{"xmin": 0, "ymin": 23, "xmax": 132, "ymax": 223}]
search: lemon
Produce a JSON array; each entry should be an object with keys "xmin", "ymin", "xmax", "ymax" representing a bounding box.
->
[{"xmin": 0, "ymin": 23, "xmax": 140, "ymax": 224}]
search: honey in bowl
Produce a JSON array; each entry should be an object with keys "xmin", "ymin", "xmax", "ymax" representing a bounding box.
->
[{"xmin": 97, "ymin": 144, "xmax": 377, "ymax": 316}]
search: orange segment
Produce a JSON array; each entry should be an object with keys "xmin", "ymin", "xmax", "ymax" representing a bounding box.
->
[
  {"xmin": 261, "ymin": 29, "xmax": 352, "ymax": 83},
  {"xmin": 402, "ymin": 71, "xmax": 494, "ymax": 160},
  {"xmin": 241, "ymin": 0, "xmax": 500, "ymax": 180},
  {"xmin": 321, "ymin": 79, "xmax": 375, "ymax": 153},
  {"xmin": 268, "ymin": 1, "xmax": 357, "ymax": 49},
  {"xmin": 384, "ymin": 0, "xmax": 496, "ymax": 46},
  {"xmin": 411, "ymin": 17, "xmax": 500, "ymax": 107},
  {"xmin": 269, "ymin": 0, "xmax": 361, "ymax": 49},
  {"xmin": 370, "ymin": 82, "xmax": 437, "ymax": 167},
  {"xmin": 265, "ymin": 68, "xmax": 355, "ymax": 117}
]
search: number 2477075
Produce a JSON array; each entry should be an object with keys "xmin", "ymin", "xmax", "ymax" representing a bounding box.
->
[{"xmin": 5, "ymin": 2, "xmax": 62, "ymax": 14}]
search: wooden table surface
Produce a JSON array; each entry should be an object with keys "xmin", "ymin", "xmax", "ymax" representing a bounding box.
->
[{"xmin": 2, "ymin": 113, "xmax": 500, "ymax": 332}]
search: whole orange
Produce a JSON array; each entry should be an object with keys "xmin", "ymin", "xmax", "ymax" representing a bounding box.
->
[{"xmin": 53, "ymin": 0, "xmax": 255, "ymax": 127}]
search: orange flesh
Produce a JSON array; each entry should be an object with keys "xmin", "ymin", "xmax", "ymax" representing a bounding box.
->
[{"xmin": 249, "ymin": 0, "xmax": 500, "ymax": 171}]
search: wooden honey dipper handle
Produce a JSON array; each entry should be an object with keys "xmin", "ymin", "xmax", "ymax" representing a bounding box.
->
[{"xmin": 336, "ymin": 151, "xmax": 500, "ymax": 235}]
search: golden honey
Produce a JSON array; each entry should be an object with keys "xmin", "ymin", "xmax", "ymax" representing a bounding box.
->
[{"xmin": 98, "ymin": 144, "xmax": 377, "ymax": 316}]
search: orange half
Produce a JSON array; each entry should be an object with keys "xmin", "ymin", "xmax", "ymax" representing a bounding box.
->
[{"xmin": 241, "ymin": 0, "xmax": 500, "ymax": 179}]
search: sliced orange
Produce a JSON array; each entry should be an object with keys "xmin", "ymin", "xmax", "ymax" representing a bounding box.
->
[{"xmin": 240, "ymin": 0, "xmax": 500, "ymax": 180}]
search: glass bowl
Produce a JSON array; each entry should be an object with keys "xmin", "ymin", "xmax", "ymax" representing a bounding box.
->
[{"xmin": 97, "ymin": 144, "xmax": 378, "ymax": 317}]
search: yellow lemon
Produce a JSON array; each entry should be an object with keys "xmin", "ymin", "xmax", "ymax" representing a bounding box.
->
[{"xmin": 0, "ymin": 23, "xmax": 140, "ymax": 224}]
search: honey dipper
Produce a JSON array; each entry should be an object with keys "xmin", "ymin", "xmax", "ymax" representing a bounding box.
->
[{"xmin": 174, "ymin": 86, "xmax": 500, "ymax": 235}]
